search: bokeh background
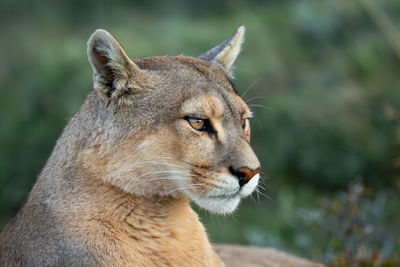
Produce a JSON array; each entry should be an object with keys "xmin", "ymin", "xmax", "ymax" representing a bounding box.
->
[{"xmin": 1, "ymin": 0, "xmax": 399, "ymax": 265}]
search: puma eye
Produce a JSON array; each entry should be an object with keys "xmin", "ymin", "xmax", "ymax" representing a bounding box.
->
[
  {"xmin": 187, "ymin": 118, "xmax": 205, "ymax": 130},
  {"xmin": 186, "ymin": 117, "xmax": 215, "ymax": 133},
  {"xmin": 241, "ymin": 118, "xmax": 248, "ymax": 130}
]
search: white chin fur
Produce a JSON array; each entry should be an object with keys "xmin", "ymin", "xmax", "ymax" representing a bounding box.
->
[
  {"xmin": 184, "ymin": 173, "xmax": 260, "ymax": 214},
  {"xmin": 190, "ymin": 194, "xmax": 241, "ymax": 215}
]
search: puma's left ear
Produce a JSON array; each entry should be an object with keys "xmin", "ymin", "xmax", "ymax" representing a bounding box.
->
[
  {"xmin": 198, "ymin": 26, "xmax": 245, "ymax": 77},
  {"xmin": 87, "ymin": 29, "xmax": 148, "ymax": 107}
]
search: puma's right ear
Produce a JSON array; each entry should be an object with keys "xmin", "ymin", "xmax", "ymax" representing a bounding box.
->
[
  {"xmin": 198, "ymin": 26, "xmax": 245, "ymax": 77},
  {"xmin": 87, "ymin": 29, "xmax": 147, "ymax": 106}
]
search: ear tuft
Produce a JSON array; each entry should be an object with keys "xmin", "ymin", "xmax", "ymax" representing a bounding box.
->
[
  {"xmin": 198, "ymin": 26, "xmax": 245, "ymax": 77},
  {"xmin": 87, "ymin": 29, "xmax": 145, "ymax": 106}
]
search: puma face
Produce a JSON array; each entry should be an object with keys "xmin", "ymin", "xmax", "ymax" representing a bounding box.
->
[
  {"xmin": 171, "ymin": 91, "xmax": 260, "ymax": 214},
  {"xmin": 86, "ymin": 26, "xmax": 261, "ymax": 214}
]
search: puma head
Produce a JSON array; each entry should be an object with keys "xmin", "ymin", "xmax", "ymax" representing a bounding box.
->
[{"xmin": 83, "ymin": 26, "xmax": 260, "ymax": 214}]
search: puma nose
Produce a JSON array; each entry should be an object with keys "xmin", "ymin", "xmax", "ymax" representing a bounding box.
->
[{"xmin": 229, "ymin": 167, "xmax": 260, "ymax": 187}]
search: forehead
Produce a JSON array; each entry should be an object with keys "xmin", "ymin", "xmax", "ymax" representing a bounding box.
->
[
  {"xmin": 181, "ymin": 91, "xmax": 250, "ymax": 120},
  {"xmin": 134, "ymin": 55, "xmax": 250, "ymax": 118}
]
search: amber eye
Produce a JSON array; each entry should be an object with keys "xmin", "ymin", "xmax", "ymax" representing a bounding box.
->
[
  {"xmin": 187, "ymin": 117, "xmax": 205, "ymax": 131},
  {"xmin": 186, "ymin": 117, "xmax": 215, "ymax": 133},
  {"xmin": 241, "ymin": 118, "xmax": 248, "ymax": 130}
]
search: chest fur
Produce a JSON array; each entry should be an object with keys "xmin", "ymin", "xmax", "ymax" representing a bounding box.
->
[{"xmin": 59, "ymin": 191, "xmax": 222, "ymax": 266}]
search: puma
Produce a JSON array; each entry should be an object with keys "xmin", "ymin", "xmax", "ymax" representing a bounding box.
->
[{"xmin": 0, "ymin": 27, "xmax": 322, "ymax": 267}]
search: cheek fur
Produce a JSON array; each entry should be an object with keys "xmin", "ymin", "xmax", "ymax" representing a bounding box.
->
[{"xmin": 175, "ymin": 123, "xmax": 217, "ymax": 164}]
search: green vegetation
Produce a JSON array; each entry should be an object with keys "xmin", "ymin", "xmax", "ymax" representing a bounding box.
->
[{"xmin": 1, "ymin": 0, "xmax": 399, "ymax": 265}]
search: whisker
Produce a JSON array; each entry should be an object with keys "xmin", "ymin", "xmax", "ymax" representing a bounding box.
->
[
  {"xmin": 143, "ymin": 177, "xmax": 186, "ymax": 182},
  {"xmin": 230, "ymin": 212, "xmax": 238, "ymax": 223},
  {"xmin": 256, "ymin": 187, "xmax": 275, "ymax": 204},
  {"xmin": 173, "ymin": 158, "xmax": 197, "ymax": 167},
  {"xmin": 245, "ymin": 96, "xmax": 269, "ymax": 103},
  {"xmin": 259, "ymin": 177, "xmax": 272, "ymax": 195},
  {"xmin": 131, "ymin": 161, "xmax": 187, "ymax": 170},
  {"xmin": 166, "ymin": 185, "xmax": 203, "ymax": 195},
  {"xmin": 255, "ymin": 189, "xmax": 261, "ymax": 205},
  {"xmin": 253, "ymin": 117, "xmax": 264, "ymax": 134},
  {"xmin": 249, "ymin": 193, "xmax": 259, "ymax": 205},
  {"xmin": 136, "ymin": 170, "xmax": 188, "ymax": 180},
  {"xmin": 248, "ymin": 104, "xmax": 272, "ymax": 111},
  {"xmin": 260, "ymin": 177, "xmax": 270, "ymax": 190},
  {"xmin": 146, "ymin": 157, "xmax": 197, "ymax": 168},
  {"xmin": 257, "ymin": 182, "xmax": 267, "ymax": 191},
  {"xmin": 241, "ymin": 79, "xmax": 261, "ymax": 99}
]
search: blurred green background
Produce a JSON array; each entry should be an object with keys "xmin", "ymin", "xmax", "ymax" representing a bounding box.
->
[{"xmin": 1, "ymin": 0, "xmax": 399, "ymax": 265}]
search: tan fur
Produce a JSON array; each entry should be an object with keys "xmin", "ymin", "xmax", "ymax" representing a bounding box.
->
[
  {"xmin": 215, "ymin": 245, "xmax": 324, "ymax": 267},
  {"xmin": 0, "ymin": 27, "xmax": 321, "ymax": 266},
  {"xmin": 59, "ymin": 182, "xmax": 221, "ymax": 266}
]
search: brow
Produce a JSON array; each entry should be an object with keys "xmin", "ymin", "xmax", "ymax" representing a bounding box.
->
[
  {"xmin": 220, "ymin": 89, "xmax": 253, "ymax": 121},
  {"xmin": 181, "ymin": 95, "xmax": 225, "ymax": 120}
]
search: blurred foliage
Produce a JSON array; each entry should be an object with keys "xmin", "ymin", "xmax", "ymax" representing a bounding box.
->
[
  {"xmin": 1, "ymin": 0, "xmax": 400, "ymax": 264},
  {"xmin": 299, "ymin": 181, "xmax": 400, "ymax": 266}
]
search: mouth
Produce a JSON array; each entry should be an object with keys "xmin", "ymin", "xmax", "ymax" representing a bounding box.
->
[
  {"xmin": 183, "ymin": 173, "xmax": 260, "ymax": 214},
  {"xmin": 206, "ymin": 191, "xmax": 240, "ymax": 200},
  {"xmin": 207, "ymin": 191, "xmax": 243, "ymax": 204}
]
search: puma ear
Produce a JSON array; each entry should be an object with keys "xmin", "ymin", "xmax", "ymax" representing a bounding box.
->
[
  {"xmin": 87, "ymin": 29, "xmax": 146, "ymax": 106},
  {"xmin": 198, "ymin": 26, "xmax": 245, "ymax": 77}
]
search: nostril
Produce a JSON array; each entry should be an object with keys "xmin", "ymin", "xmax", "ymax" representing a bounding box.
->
[
  {"xmin": 238, "ymin": 173, "xmax": 247, "ymax": 187},
  {"xmin": 229, "ymin": 166, "xmax": 251, "ymax": 187},
  {"xmin": 229, "ymin": 166, "xmax": 260, "ymax": 187}
]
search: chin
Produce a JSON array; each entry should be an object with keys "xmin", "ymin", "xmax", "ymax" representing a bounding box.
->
[
  {"xmin": 190, "ymin": 194, "xmax": 241, "ymax": 214},
  {"xmin": 183, "ymin": 173, "xmax": 260, "ymax": 215}
]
